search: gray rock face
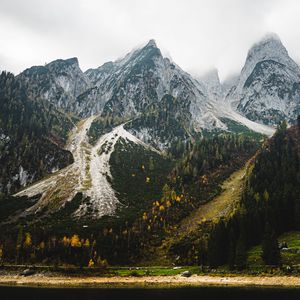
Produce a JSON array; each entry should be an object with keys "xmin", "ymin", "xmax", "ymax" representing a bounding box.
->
[
  {"xmin": 19, "ymin": 57, "xmax": 91, "ymax": 114},
  {"xmin": 83, "ymin": 40, "xmax": 223, "ymax": 132},
  {"xmin": 226, "ymin": 34, "xmax": 300, "ymax": 125},
  {"xmin": 17, "ymin": 41, "xmax": 227, "ymax": 134},
  {"xmin": 15, "ymin": 37, "xmax": 289, "ymax": 140},
  {"xmin": 181, "ymin": 270, "xmax": 192, "ymax": 277},
  {"xmin": 199, "ymin": 68, "xmax": 224, "ymax": 103}
]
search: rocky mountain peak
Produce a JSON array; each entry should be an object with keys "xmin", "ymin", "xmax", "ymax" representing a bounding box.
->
[
  {"xmin": 145, "ymin": 39, "xmax": 157, "ymax": 48},
  {"xmin": 46, "ymin": 57, "xmax": 80, "ymax": 72},
  {"xmin": 225, "ymin": 33, "xmax": 300, "ymax": 125},
  {"xmin": 198, "ymin": 68, "xmax": 223, "ymax": 102},
  {"xmin": 245, "ymin": 33, "xmax": 298, "ymax": 72},
  {"xmin": 226, "ymin": 33, "xmax": 300, "ymax": 110}
]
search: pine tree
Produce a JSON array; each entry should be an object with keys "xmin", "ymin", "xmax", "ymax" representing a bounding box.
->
[
  {"xmin": 207, "ymin": 221, "xmax": 227, "ymax": 267},
  {"xmin": 228, "ymin": 227, "xmax": 236, "ymax": 270},
  {"xmin": 262, "ymin": 223, "xmax": 281, "ymax": 266},
  {"xmin": 235, "ymin": 235, "xmax": 247, "ymax": 270}
]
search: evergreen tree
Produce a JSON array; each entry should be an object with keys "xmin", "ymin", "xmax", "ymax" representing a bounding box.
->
[
  {"xmin": 207, "ymin": 221, "xmax": 227, "ymax": 267},
  {"xmin": 262, "ymin": 223, "xmax": 281, "ymax": 266},
  {"xmin": 227, "ymin": 227, "xmax": 236, "ymax": 270},
  {"xmin": 235, "ymin": 235, "xmax": 247, "ymax": 270}
]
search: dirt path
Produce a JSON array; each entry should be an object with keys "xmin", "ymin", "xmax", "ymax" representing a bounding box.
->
[{"xmin": 1, "ymin": 274, "xmax": 300, "ymax": 288}]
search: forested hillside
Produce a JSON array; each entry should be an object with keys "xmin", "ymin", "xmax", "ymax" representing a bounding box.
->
[
  {"xmin": 2, "ymin": 33, "xmax": 300, "ymax": 270},
  {"xmin": 187, "ymin": 121, "xmax": 300, "ymax": 269},
  {"xmin": 0, "ymin": 132, "xmax": 261, "ymax": 266},
  {"xmin": 0, "ymin": 71, "xmax": 74, "ymax": 194}
]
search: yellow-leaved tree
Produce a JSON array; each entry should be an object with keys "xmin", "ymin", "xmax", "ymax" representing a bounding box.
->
[
  {"xmin": 23, "ymin": 233, "xmax": 32, "ymax": 248},
  {"xmin": 70, "ymin": 234, "xmax": 81, "ymax": 248}
]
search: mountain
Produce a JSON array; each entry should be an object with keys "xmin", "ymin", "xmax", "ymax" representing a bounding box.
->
[
  {"xmin": 19, "ymin": 57, "xmax": 91, "ymax": 114},
  {"xmin": 14, "ymin": 39, "xmax": 276, "ymax": 144},
  {"xmin": 83, "ymin": 39, "xmax": 227, "ymax": 133},
  {"xmin": 2, "ymin": 35, "xmax": 296, "ymax": 268},
  {"xmin": 13, "ymin": 115, "xmax": 168, "ymax": 219},
  {"xmin": 123, "ymin": 94, "xmax": 193, "ymax": 150},
  {"xmin": 0, "ymin": 71, "xmax": 74, "ymax": 194},
  {"xmin": 0, "ymin": 38, "xmax": 276, "ymax": 204},
  {"xmin": 0, "ymin": 37, "xmax": 279, "ymax": 201},
  {"xmin": 83, "ymin": 40, "xmax": 275, "ymax": 148},
  {"xmin": 226, "ymin": 34, "xmax": 300, "ymax": 125},
  {"xmin": 199, "ymin": 68, "xmax": 224, "ymax": 103}
]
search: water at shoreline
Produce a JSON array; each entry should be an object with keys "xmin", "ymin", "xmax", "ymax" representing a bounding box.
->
[{"xmin": 2, "ymin": 286, "xmax": 300, "ymax": 300}]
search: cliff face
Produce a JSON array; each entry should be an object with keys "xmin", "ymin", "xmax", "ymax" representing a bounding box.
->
[{"xmin": 226, "ymin": 34, "xmax": 300, "ymax": 125}]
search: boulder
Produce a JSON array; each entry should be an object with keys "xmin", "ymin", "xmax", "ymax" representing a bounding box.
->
[
  {"xmin": 20, "ymin": 269, "xmax": 35, "ymax": 277},
  {"xmin": 181, "ymin": 270, "xmax": 192, "ymax": 277}
]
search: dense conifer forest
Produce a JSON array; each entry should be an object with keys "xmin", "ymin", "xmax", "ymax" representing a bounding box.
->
[{"xmin": 0, "ymin": 71, "xmax": 74, "ymax": 194}]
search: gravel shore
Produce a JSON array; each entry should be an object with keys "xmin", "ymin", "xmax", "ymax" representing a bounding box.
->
[{"xmin": 1, "ymin": 274, "xmax": 300, "ymax": 288}]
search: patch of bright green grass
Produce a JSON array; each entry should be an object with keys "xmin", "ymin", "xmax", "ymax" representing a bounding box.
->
[
  {"xmin": 108, "ymin": 266, "xmax": 200, "ymax": 277},
  {"xmin": 247, "ymin": 231, "xmax": 300, "ymax": 267}
]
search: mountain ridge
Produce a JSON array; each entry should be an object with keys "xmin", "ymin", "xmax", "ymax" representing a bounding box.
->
[{"xmin": 225, "ymin": 34, "xmax": 300, "ymax": 125}]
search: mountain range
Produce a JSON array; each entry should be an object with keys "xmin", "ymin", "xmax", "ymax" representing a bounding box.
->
[
  {"xmin": 1, "ymin": 33, "xmax": 300, "ymax": 221},
  {"xmin": 1, "ymin": 33, "xmax": 300, "ymax": 267}
]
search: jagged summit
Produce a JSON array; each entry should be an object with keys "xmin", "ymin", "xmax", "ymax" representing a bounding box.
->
[
  {"xmin": 87, "ymin": 39, "xmax": 158, "ymax": 77},
  {"xmin": 145, "ymin": 39, "xmax": 157, "ymax": 48},
  {"xmin": 22, "ymin": 57, "xmax": 80, "ymax": 75},
  {"xmin": 226, "ymin": 33, "xmax": 300, "ymax": 125},
  {"xmin": 245, "ymin": 33, "xmax": 299, "ymax": 73},
  {"xmin": 16, "ymin": 37, "xmax": 279, "ymax": 137},
  {"xmin": 19, "ymin": 56, "xmax": 91, "ymax": 114},
  {"xmin": 260, "ymin": 32, "xmax": 281, "ymax": 42},
  {"xmin": 47, "ymin": 57, "xmax": 79, "ymax": 67}
]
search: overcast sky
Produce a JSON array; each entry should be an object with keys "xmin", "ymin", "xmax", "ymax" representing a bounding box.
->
[{"xmin": 1, "ymin": 0, "xmax": 300, "ymax": 81}]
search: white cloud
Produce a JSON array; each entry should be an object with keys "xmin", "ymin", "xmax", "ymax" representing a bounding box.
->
[{"xmin": 0, "ymin": 0, "xmax": 298, "ymax": 81}]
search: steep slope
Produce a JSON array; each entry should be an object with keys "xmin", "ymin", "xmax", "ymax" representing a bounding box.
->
[
  {"xmin": 149, "ymin": 163, "xmax": 249, "ymax": 265},
  {"xmin": 169, "ymin": 123, "xmax": 300, "ymax": 268},
  {"xmin": 15, "ymin": 40, "xmax": 276, "ymax": 140},
  {"xmin": 84, "ymin": 40, "xmax": 276, "ymax": 137},
  {"xmin": 124, "ymin": 94, "xmax": 194, "ymax": 150},
  {"xmin": 219, "ymin": 107, "xmax": 275, "ymax": 136},
  {"xmin": 19, "ymin": 57, "xmax": 91, "ymax": 114},
  {"xmin": 84, "ymin": 40, "xmax": 227, "ymax": 133},
  {"xmin": 196, "ymin": 69, "xmax": 275, "ymax": 136},
  {"xmin": 0, "ymin": 71, "xmax": 74, "ymax": 194},
  {"xmin": 14, "ymin": 116, "xmax": 162, "ymax": 219},
  {"xmin": 199, "ymin": 68, "xmax": 224, "ymax": 103},
  {"xmin": 226, "ymin": 34, "xmax": 300, "ymax": 125}
]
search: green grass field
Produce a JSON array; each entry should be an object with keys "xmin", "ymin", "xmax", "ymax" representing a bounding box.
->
[{"xmin": 247, "ymin": 231, "xmax": 300, "ymax": 267}]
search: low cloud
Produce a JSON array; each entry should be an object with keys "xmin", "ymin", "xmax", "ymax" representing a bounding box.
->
[{"xmin": 0, "ymin": 0, "xmax": 299, "ymax": 80}]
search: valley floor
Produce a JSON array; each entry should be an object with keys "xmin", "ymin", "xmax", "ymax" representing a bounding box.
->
[{"xmin": 1, "ymin": 273, "xmax": 300, "ymax": 288}]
